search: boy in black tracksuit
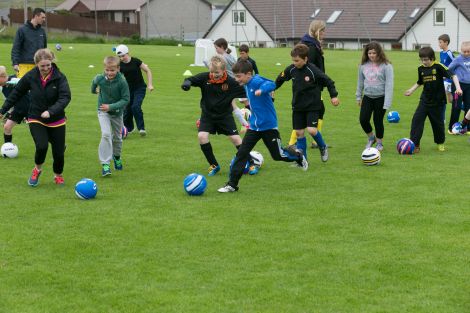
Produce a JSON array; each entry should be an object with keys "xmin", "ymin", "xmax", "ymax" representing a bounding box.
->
[
  {"xmin": 181, "ymin": 55, "xmax": 252, "ymax": 176},
  {"xmin": 405, "ymin": 47, "xmax": 463, "ymax": 153},
  {"xmin": 275, "ymin": 44, "xmax": 339, "ymax": 163}
]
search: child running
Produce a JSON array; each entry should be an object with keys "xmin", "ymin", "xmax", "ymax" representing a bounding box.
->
[
  {"xmin": 275, "ymin": 44, "xmax": 339, "ymax": 162},
  {"xmin": 217, "ymin": 60, "xmax": 308, "ymax": 193},
  {"xmin": 91, "ymin": 56, "xmax": 130, "ymax": 176}
]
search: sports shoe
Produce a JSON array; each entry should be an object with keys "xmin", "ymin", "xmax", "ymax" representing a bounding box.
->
[
  {"xmin": 311, "ymin": 142, "xmax": 318, "ymax": 149},
  {"xmin": 208, "ymin": 164, "xmax": 220, "ymax": 176},
  {"xmin": 295, "ymin": 149, "xmax": 309, "ymax": 171},
  {"xmin": 102, "ymin": 164, "xmax": 112, "ymax": 176},
  {"xmin": 437, "ymin": 144, "xmax": 446, "ymax": 152},
  {"xmin": 414, "ymin": 146, "xmax": 420, "ymax": 154},
  {"xmin": 376, "ymin": 143, "xmax": 384, "ymax": 151},
  {"xmin": 248, "ymin": 165, "xmax": 259, "ymax": 175},
  {"xmin": 28, "ymin": 167, "xmax": 42, "ymax": 187},
  {"xmin": 139, "ymin": 129, "xmax": 147, "ymax": 136},
  {"xmin": 217, "ymin": 184, "xmax": 238, "ymax": 193},
  {"xmin": 54, "ymin": 175, "xmax": 64, "ymax": 185},
  {"xmin": 447, "ymin": 129, "xmax": 455, "ymax": 135},
  {"xmin": 319, "ymin": 146, "xmax": 329, "ymax": 162},
  {"xmin": 365, "ymin": 136, "xmax": 376, "ymax": 148},
  {"xmin": 284, "ymin": 144, "xmax": 298, "ymax": 155},
  {"xmin": 113, "ymin": 157, "xmax": 123, "ymax": 170}
]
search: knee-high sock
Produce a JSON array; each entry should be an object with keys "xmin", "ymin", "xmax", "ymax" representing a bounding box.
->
[
  {"xmin": 4, "ymin": 134, "xmax": 12, "ymax": 143},
  {"xmin": 200, "ymin": 142, "xmax": 217, "ymax": 166},
  {"xmin": 297, "ymin": 137, "xmax": 307, "ymax": 158},
  {"xmin": 288, "ymin": 130, "xmax": 297, "ymax": 146},
  {"xmin": 312, "ymin": 131, "xmax": 326, "ymax": 148}
]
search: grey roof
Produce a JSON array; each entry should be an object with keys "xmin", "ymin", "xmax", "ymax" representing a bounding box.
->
[
  {"xmin": 211, "ymin": 0, "xmax": 470, "ymax": 42},
  {"xmin": 55, "ymin": 0, "xmax": 146, "ymax": 11}
]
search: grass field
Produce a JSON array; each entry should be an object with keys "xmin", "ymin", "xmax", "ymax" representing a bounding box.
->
[{"xmin": 0, "ymin": 43, "xmax": 469, "ymax": 313}]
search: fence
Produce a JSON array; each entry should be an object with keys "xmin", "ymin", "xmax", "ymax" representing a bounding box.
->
[{"xmin": 10, "ymin": 8, "xmax": 140, "ymax": 37}]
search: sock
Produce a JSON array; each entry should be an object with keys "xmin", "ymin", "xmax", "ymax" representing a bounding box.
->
[
  {"xmin": 297, "ymin": 137, "xmax": 307, "ymax": 158},
  {"xmin": 369, "ymin": 134, "xmax": 376, "ymax": 141},
  {"xmin": 312, "ymin": 132, "xmax": 326, "ymax": 148},
  {"xmin": 288, "ymin": 129, "xmax": 297, "ymax": 146},
  {"xmin": 4, "ymin": 134, "xmax": 12, "ymax": 143},
  {"xmin": 462, "ymin": 117, "xmax": 469, "ymax": 127},
  {"xmin": 200, "ymin": 142, "xmax": 218, "ymax": 166},
  {"xmin": 317, "ymin": 119, "xmax": 323, "ymax": 132}
]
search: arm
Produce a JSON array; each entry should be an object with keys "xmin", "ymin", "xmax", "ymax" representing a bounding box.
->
[
  {"xmin": 404, "ymin": 83, "xmax": 420, "ymax": 96},
  {"xmin": 251, "ymin": 59, "xmax": 259, "ymax": 75},
  {"xmin": 383, "ymin": 64, "xmax": 394, "ymax": 110},
  {"xmin": 91, "ymin": 75, "xmax": 101, "ymax": 94},
  {"xmin": 255, "ymin": 79, "xmax": 276, "ymax": 96},
  {"xmin": 181, "ymin": 72, "xmax": 206, "ymax": 90},
  {"xmin": 313, "ymin": 66, "xmax": 338, "ymax": 101},
  {"xmin": 140, "ymin": 62, "xmax": 154, "ymax": 91},
  {"xmin": 11, "ymin": 29, "xmax": 23, "ymax": 70},
  {"xmin": 274, "ymin": 66, "xmax": 292, "ymax": 90},
  {"xmin": 355, "ymin": 65, "xmax": 364, "ymax": 106},
  {"xmin": 108, "ymin": 80, "xmax": 130, "ymax": 112},
  {"xmin": 452, "ymin": 75, "xmax": 463, "ymax": 96},
  {"xmin": 1, "ymin": 75, "xmax": 30, "ymax": 115},
  {"xmin": 232, "ymin": 103, "xmax": 249, "ymax": 127}
]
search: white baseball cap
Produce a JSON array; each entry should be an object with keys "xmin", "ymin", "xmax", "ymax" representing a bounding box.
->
[{"xmin": 115, "ymin": 44, "xmax": 129, "ymax": 56}]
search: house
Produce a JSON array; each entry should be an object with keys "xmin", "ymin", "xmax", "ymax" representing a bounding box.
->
[
  {"xmin": 55, "ymin": 0, "xmax": 145, "ymax": 24},
  {"xmin": 204, "ymin": 0, "xmax": 470, "ymax": 50},
  {"xmin": 139, "ymin": 0, "xmax": 212, "ymax": 41}
]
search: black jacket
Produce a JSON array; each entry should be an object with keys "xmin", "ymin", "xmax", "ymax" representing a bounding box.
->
[
  {"xmin": 275, "ymin": 63, "xmax": 338, "ymax": 111},
  {"xmin": 300, "ymin": 34, "xmax": 325, "ymax": 73},
  {"xmin": 2, "ymin": 64, "xmax": 71, "ymax": 123},
  {"xmin": 11, "ymin": 21, "xmax": 47, "ymax": 66}
]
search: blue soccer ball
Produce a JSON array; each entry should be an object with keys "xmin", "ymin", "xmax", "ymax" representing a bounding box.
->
[
  {"xmin": 55, "ymin": 43, "xmax": 62, "ymax": 51},
  {"xmin": 396, "ymin": 138, "xmax": 415, "ymax": 155},
  {"xmin": 387, "ymin": 111, "xmax": 400, "ymax": 123},
  {"xmin": 230, "ymin": 156, "xmax": 250, "ymax": 174},
  {"xmin": 75, "ymin": 178, "xmax": 98, "ymax": 200},
  {"xmin": 183, "ymin": 173, "xmax": 207, "ymax": 196}
]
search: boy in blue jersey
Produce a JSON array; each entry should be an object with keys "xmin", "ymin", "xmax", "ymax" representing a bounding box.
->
[
  {"xmin": 275, "ymin": 44, "xmax": 339, "ymax": 162},
  {"xmin": 404, "ymin": 47, "xmax": 462, "ymax": 153},
  {"xmin": 450, "ymin": 41, "xmax": 470, "ymax": 131},
  {"xmin": 217, "ymin": 60, "xmax": 308, "ymax": 193},
  {"xmin": 438, "ymin": 34, "xmax": 458, "ymax": 133}
]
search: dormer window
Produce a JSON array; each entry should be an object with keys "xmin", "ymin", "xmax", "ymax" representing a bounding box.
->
[{"xmin": 380, "ymin": 9, "xmax": 397, "ymax": 24}]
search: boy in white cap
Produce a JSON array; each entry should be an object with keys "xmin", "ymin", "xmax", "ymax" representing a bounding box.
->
[{"xmin": 115, "ymin": 44, "xmax": 154, "ymax": 136}]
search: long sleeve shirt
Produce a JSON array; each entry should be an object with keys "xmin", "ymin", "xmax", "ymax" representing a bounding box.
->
[{"xmin": 356, "ymin": 62, "xmax": 394, "ymax": 109}]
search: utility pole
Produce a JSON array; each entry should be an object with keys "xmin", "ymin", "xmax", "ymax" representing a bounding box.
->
[
  {"xmin": 23, "ymin": 0, "xmax": 28, "ymax": 22},
  {"xmin": 95, "ymin": 0, "xmax": 98, "ymax": 35}
]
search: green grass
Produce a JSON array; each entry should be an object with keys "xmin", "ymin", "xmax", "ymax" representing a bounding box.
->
[{"xmin": 0, "ymin": 44, "xmax": 469, "ymax": 313}]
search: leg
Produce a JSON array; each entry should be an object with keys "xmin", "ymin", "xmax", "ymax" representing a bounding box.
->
[
  {"xmin": 110, "ymin": 115, "xmax": 124, "ymax": 169},
  {"xmin": 359, "ymin": 96, "xmax": 375, "ymax": 147},
  {"xmin": 428, "ymin": 105, "xmax": 446, "ymax": 146},
  {"xmin": 371, "ymin": 97, "xmax": 386, "ymax": 150},
  {"xmin": 410, "ymin": 102, "xmax": 428, "ymax": 147},
  {"xmin": 3, "ymin": 119, "xmax": 17, "ymax": 143},
  {"xmin": 98, "ymin": 111, "xmax": 113, "ymax": 166},
  {"xmin": 123, "ymin": 90, "xmax": 135, "ymax": 132},
  {"xmin": 130, "ymin": 86, "xmax": 147, "ymax": 133},
  {"xmin": 28, "ymin": 123, "xmax": 49, "ymax": 186},
  {"xmin": 448, "ymin": 92, "xmax": 461, "ymax": 132},
  {"xmin": 48, "ymin": 125, "xmax": 66, "ymax": 176}
]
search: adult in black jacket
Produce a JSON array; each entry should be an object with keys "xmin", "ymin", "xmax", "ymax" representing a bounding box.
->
[
  {"xmin": 11, "ymin": 8, "xmax": 47, "ymax": 78},
  {"xmin": 1, "ymin": 48, "xmax": 71, "ymax": 186}
]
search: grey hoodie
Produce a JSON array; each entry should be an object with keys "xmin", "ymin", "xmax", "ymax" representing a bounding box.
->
[
  {"xmin": 11, "ymin": 21, "xmax": 47, "ymax": 66},
  {"xmin": 356, "ymin": 62, "xmax": 394, "ymax": 109}
]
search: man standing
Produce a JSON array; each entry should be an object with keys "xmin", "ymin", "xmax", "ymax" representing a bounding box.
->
[{"xmin": 11, "ymin": 8, "xmax": 47, "ymax": 78}]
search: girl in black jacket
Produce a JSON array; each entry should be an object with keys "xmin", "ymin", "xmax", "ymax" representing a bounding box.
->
[{"xmin": 1, "ymin": 48, "xmax": 71, "ymax": 186}]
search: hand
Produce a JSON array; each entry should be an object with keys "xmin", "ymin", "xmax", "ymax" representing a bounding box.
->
[
  {"xmin": 455, "ymin": 88, "xmax": 463, "ymax": 96},
  {"xmin": 148, "ymin": 85, "xmax": 154, "ymax": 92},
  {"xmin": 40, "ymin": 111, "xmax": 50, "ymax": 119},
  {"xmin": 255, "ymin": 90, "xmax": 262, "ymax": 96},
  {"xmin": 99, "ymin": 104, "xmax": 110, "ymax": 112},
  {"xmin": 181, "ymin": 81, "xmax": 191, "ymax": 91},
  {"xmin": 240, "ymin": 125, "xmax": 249, "ymax": 134},
  {"xmin": 13, "ymin": 65, "xmax": 19, "ymax": 72},
  {"xmin": 357, "ymin": 100, "xmax": 362, "ymax": 106},
  {"xmin": 404, "ymin": 89, "xmax": 413, "ymax": 96},
  {"xmin": 331, "ymin": 97, "xmax": 340, "ymax": 106}
]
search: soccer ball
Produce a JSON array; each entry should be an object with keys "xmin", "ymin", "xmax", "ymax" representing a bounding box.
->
[
  {"xmin": 397, "ymin": 138, "xmax": 415, "ymax": 154},
  {"xmin": 451, "ymin": 122, "xmax": 467, "ymax": 135},
  {"xmin": 183, "ymin": 173, "xmax": 207, "ymax": 196},
  {"xmin": 240, "ymin": 108, "xmax": 251, "ymax": 121},
  {"xmin": 75, "ymin": 178, "xmax": 98, "ymax": 200},
  {"xmin": 121, "ymin": 126, "xmax": 128, "ymax": 139},
  {"xmin": 387, "ymin": 111, "xmax": 400, "ymax": 123},
  {"xmin": 230, "ymin": 156, "xmax": 250, "ymax": 174},
  {"xmin": 361, "ymin": 147, "xmax": 381, "ymax": 166},
  {"xmin": 55, "ymin": 43, "xmax": 62, "ymax": 51},
  {"xmin": 250, "ymin": 151, "xmax": 264, "ymax": 167},
  {"xmin": 1, "ymin": 142, "xmax": 19, "ymax": 158}
]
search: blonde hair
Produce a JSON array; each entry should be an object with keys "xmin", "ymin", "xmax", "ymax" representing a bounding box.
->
[
  {"xmin": 0, "ymin": 65, "xmax": 7, "ymax": 77},
  {"xmin": 34, "ymin": 48, "xmax": 55, "ymax": 64},
  {"xmin": 104, "ymin": 56, "xmax": 120, "ymax": 67},
  {"xmin": 209, "ymin": 55, "xmax": 226, "ymax": 71},
  {"xmin": 308, "ymin": 20, "xmax": 326, "ymax": 41}
]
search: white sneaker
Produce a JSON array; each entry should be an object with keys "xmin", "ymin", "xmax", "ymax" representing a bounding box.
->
[
  {"xmin": 217, "ymin": 184, "xmax": 238, "ymax": 193},
  {"xmin": 139, "ymin": 129, "xmax": 147, "ymax": 136},
  {"xmin": 300, "ymin": 154, "xmax": 309, "ymax": 171},
  {"xmin": 319, "ymin": 146, "xmax": 328, "ymax": 162}
]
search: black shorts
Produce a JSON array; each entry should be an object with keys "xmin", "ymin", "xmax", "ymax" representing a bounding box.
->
[
  {"xmin": 198, "ymin": 115, "xmax": 239, "ymax": 136},
  {"xmin": 292, "ymin": 110, "xmax": 320, "ymax": 130},
  {"xmin": 6, "ymin": 108, "xmax": 28, "ymax": 124}
]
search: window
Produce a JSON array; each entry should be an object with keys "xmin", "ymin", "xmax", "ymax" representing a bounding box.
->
[
  {"xmin": 327, "ymin": 42, "xmax": 336, "ymax": 49},
  {"xmin": 380, "ymin": 9, "xmax": 397, "ymax": 23},
  {"xmin": 410, "ymin": 8, "xmax": 420, "ymax": 18},
  {"xmin": 326, "ymin": 10, "xmax": 342, "ymax": 23},
  {"xmin": 232, "ymin": 10, "xmax": 246, "ymax": 25},
  {"xmin": 413, "ymin": 43, "xmax": 430, "ymax": 50},
  {"xmin": 311, "ymin": 9, "xmax": 321, "ymax": 18},
  {"xmin": 434, "ymin": 8, "xmax": 445, "ymax": 25}
]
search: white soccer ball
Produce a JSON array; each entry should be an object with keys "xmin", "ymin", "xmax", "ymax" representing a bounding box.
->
[
  {"xmin": 361, "ymin": 147, "xmax": 380, "ymax": 166},
  {"xmin": 1, "ymin": 142, "xmax": 19, "ymax": 158},
  {"xmin": 240, "ymin": 108, "xmax": 251, "ymax": 121},
  {"xmin": 250, "ymin": 151, "xmax": 264, "ymax": 167}
]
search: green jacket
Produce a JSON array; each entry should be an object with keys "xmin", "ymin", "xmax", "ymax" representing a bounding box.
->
[{"xmin": 91, "ymin": 72, "xmax": 129, "ymax": 116}]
